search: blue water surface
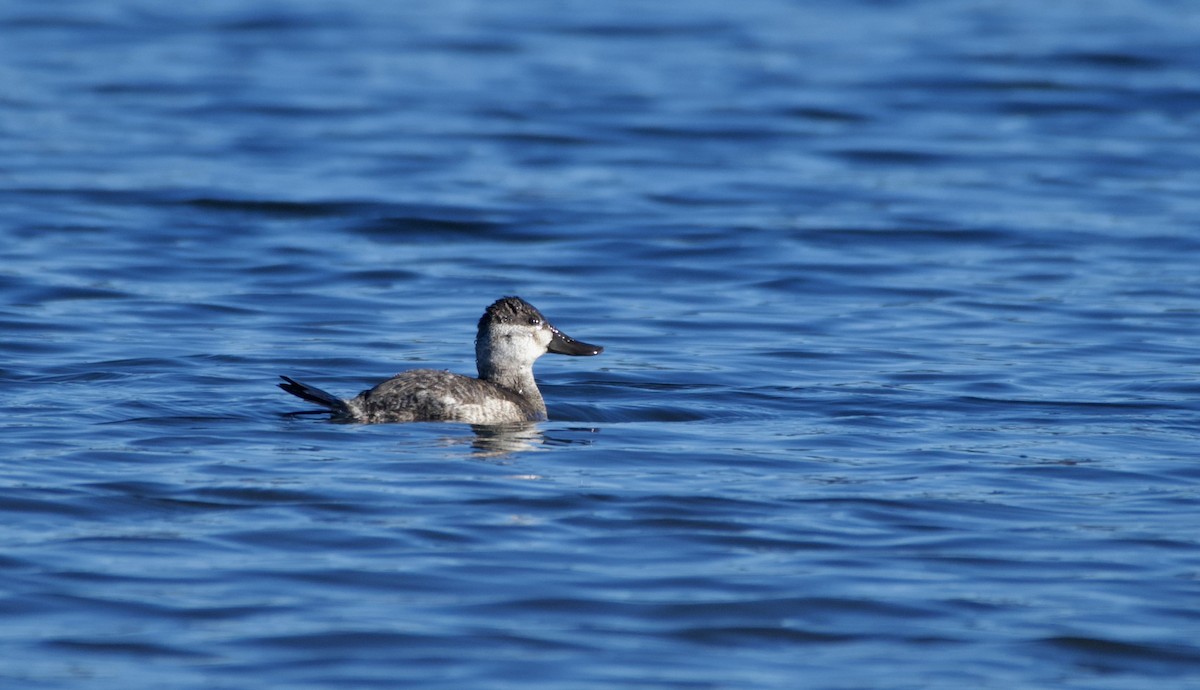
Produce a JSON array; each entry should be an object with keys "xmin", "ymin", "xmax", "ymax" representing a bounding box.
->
[{"xmin": 3, "ymin": 1, "xmax": 1200, "ymax": 688}]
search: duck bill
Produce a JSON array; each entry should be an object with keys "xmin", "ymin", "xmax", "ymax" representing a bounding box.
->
[{"xmin": 547, "ymin": 326, "xmax": 603, "ymax": 356}]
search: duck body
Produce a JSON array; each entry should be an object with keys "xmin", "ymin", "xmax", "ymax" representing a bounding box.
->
[{"xmin": 279, "ymin": 296, "xmax": 602, "ymax": 424}]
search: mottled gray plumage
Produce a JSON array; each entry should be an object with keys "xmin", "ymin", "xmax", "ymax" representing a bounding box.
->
[{"xmin": 279, "ymin": 296, "xmax": 602, "ymax": 424}]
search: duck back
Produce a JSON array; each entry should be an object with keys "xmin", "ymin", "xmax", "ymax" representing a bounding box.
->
[{"xmin": 349, "ymin": 369, "xmax": 543, "ymax": 424}]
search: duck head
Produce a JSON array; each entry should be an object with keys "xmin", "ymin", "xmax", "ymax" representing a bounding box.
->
[{"xmin": 475, "ymin": 296, "xmax": 603, "ymax": 380}]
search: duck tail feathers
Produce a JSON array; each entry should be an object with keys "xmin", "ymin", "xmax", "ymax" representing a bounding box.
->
[{"xmin": 278, "ymin": 376, "xmax": 351, "ymax": 415}]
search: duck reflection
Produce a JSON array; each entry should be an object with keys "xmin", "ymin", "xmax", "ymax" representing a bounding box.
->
[
  {"xmin": 467, "ymin": 422, "xmax": 546, "ymax": 457},
  {"xmin": 436, "ymin": 423, "xmax": 598, "ymax": 458}
]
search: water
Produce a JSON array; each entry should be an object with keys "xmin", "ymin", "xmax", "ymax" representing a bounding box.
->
[{"xmin": 3, "ymin": 1, "xmax": 1200, "ymax": 688}]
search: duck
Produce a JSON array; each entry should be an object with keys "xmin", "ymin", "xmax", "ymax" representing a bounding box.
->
[{"xmin": 279, "ymin": 296, "xmax": 602, "ymax": 424}]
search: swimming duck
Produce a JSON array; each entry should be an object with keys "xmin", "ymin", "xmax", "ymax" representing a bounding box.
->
[{"xmin": 279, "ymin": 296, "xmax": 602, "ymax": 424}]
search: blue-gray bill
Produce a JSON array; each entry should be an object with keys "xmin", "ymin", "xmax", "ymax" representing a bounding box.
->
[{"xmin": 547, "ymin": 327, "xmax": 603, "ymax": 356}]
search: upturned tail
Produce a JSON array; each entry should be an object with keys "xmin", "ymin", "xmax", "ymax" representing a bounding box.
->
[{"xmin": 278, "ymin": 376, "xmax": 352, "ymax": 416}]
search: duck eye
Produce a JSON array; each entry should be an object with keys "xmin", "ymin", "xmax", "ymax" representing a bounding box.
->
[{"xmin": 528, "ymin": 317, "xmax": 542, "ymax": 326}]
